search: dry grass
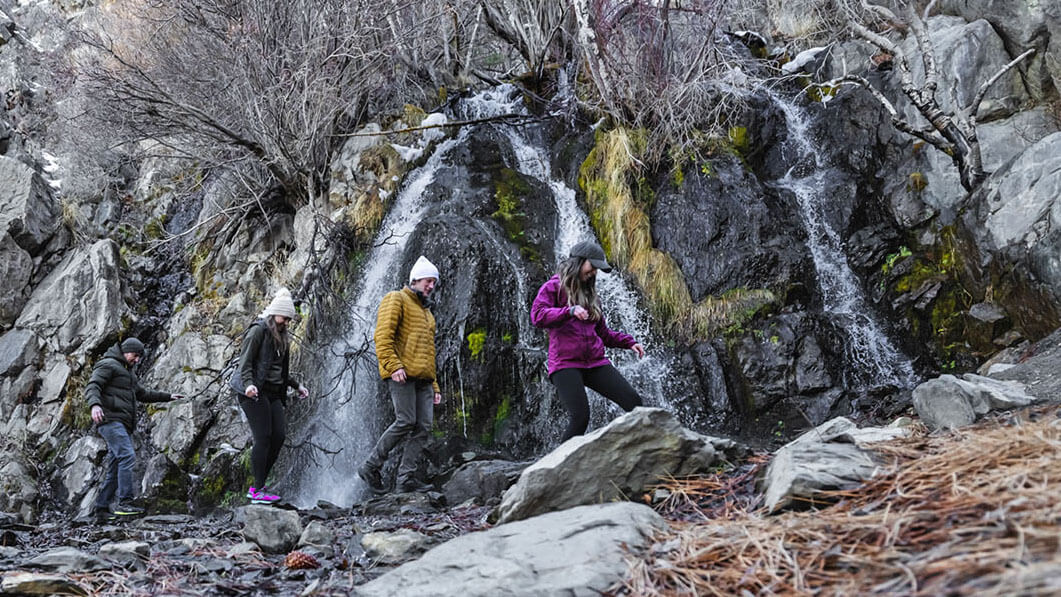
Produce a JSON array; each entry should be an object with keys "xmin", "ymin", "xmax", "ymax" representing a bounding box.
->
[{"xmin": 619, "ymin": 407, "xmax": 1061, "ymax": 596}]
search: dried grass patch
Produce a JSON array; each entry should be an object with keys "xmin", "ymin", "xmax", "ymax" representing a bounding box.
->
[{"xmin": 618, "ymin": 408, "xmax": 1061, "ymax": 596}]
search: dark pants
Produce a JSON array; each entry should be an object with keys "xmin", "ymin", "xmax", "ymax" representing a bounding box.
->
[
  {"xmin": 94, "ymin": 421, "xmax": 136, "ymax": 510},
  {"xmin": 239, "ymin": 386, "xmax": 287, "ymax": 489},
  {"xmin": 550, "ymin": 365, "xmax": 642, "ymax": 441},
  {"xmin": 365, "ymin": 379, "xmax": 434, "ymax": 482}
]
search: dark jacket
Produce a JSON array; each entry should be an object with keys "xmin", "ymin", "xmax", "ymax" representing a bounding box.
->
[
  {"xmin": 85, "ymin": 343, "xmax": 172, "ymax": 432},
  {"xmin": 237, "ymin": 320, "xmax": 299, "ymax": 397},
  {"xmin": 530, "ymin": 275, "xmax": 636, "ymax": 376}
]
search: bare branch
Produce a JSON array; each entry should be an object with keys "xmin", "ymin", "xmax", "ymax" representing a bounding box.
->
[{"xmin": 970, "ymin": 48, "xmax": 1036, "ymax": 119}]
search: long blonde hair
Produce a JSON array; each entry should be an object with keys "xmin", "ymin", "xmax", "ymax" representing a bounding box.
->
[{"xmin": 558, "ymin": 257, "xmax": 602, "ymax": 321}]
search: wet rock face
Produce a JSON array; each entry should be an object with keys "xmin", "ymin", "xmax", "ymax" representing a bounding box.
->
[{"xmin": 650, "ymin": 154, "xmax": 803, "ymax": 301}]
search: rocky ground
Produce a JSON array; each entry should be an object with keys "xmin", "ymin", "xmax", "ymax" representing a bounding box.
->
[{"xmin": 0, "ymin": 494, "xmax": 493, "ymax": 596}]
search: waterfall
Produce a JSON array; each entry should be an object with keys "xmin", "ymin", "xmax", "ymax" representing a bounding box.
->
[
  {"xmin": 292, "ymin": 90, "xmax": 519, "ymax": 507},
  {"xmin": 773, "ymin": 95, "xmax": 917, "ymax": 388},
  {"xmin": 484, "ymin": 87, "xmax": 676, "ymax": 426}
]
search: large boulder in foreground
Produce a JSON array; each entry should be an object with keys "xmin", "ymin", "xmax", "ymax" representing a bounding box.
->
[
  {"xmin": 357, "ymin": 502, "xmax": 664, "ymax": 597},
  {"xmin": 496, "ymin": 407, "xmax": 739, "ymax": 524},
  {"xmin": 761, "ymin": 417, "xmax": 909, "ymax": 513}
]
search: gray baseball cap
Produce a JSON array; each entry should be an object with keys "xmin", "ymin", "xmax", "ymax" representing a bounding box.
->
[{"xmin": 569, "ymin": 241, "xmax": 612, "ymax": 273}]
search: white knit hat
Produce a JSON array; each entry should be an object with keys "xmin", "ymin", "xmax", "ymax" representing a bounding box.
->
[
  {"xmin": 408, "ymin": 256, "xmax": 440, "ymax": 283},
  {"xmin": 260, "ymin": 287, "xmax": 297, "ymax": 319}
]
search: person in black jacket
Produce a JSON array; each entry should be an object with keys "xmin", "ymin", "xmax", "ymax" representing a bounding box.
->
[
  {"xmin": 236, "ymin": 288, "xmax": 308, "ymax": 504},
  {"xmin": 86, "ymin": 337, "xmax": 182, "ymax": 519}
]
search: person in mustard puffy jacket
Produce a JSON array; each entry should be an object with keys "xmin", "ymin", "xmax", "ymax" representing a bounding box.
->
[
  {"xmin": 531, "ymin": 241, "xmax": 644, "ymax": 442},
  {"xmin": 358, "ymin": 256, "xmax": 443, "ymax": 494}
]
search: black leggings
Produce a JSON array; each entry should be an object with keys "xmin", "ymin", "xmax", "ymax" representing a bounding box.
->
[
  {"xmin": 239, "ymin": 389, "xmax": 286, "ymax": 489},
  {"xmin": 551, "ymin": 365, "xmax": 642, "ymax": 441}
]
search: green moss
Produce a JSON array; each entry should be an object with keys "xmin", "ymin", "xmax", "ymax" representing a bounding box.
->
[
  {"xmin": 807, "ymin": 84, "xmax": 839, "ymax": 103},
  {"xmin": 145, "ymin": 214, "xmax": 168, "ymax": 240},
  {"xmin": 467, "ymin": 328, "xmax": 487, "ymax": 361},
  {"xmin": 491, "ymin": 168, "xmax": 539, "ymax": 262},
  {"xmin": 501, "ymin": 331, "xmax": 514, "ymax": 344},
  {"xmin": 881, "ymin": 245, "xmax": 912, "ymax": 275},
  {"xmin": 727, "ymin": 126, "xmax": 749, "ymax": 155},
  {"xmin": 908, "ymin": 172, "xmax": 928, "ymax": 193}
]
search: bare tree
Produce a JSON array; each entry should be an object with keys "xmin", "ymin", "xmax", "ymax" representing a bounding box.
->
[
  {"xmin": 568, "ymin": 0, "xmax": 757, "ymax": 162},
  {"xmin": 826, "ymin": 0, "xmax": 1034, "ymax": 191},
  {"xmin": 75, "ymin": 0, "xmax": 433, "ymax": 209}
]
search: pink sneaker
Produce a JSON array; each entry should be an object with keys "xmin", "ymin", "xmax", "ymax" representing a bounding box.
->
[{"xmin": 247, "ymin": 487, "xmax": 280, "ymax": 504}]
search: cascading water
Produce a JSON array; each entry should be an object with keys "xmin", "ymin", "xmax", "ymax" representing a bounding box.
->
[
  {"xmin": 292, "ymin": 91, "xmax": 520, "ymax": 507},
  {"xmin": 773, "ymin": 95, "xmax": 917, "ymax": 388},
  {"xmin": 481, "ymin": 86, "xmax": 676, "ymax": 427}
]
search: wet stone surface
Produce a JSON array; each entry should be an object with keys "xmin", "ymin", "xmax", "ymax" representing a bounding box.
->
[{"xmin": 0, "ymin": 494, "xmax": 493, "ymax": 595}]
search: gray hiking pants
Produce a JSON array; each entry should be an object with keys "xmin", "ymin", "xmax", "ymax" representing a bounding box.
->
[{"xmin": 365, "ymin": 378, "xmax": 434, "ymax": 482}]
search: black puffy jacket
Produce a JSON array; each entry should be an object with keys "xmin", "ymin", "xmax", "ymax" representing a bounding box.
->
[
  {"xmin": 236, "ymin": 320, "xmax": 299, "ymax": 397},
  {"xmin": 84, "ymin": 343, "xmax": 172, "ymax": 432}
]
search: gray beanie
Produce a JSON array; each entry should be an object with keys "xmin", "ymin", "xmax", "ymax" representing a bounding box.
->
[{"xmin": 120, "ymin": 337, "xmax": 145, "ymax": 355}]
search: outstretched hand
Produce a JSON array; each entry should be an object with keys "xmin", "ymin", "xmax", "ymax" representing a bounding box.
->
[
  {"xmin": 170, "ymin": 393, "xmax": 184, "ymax": 401},
  {"xmin": 631, "ymin": 343, "xmax": 645, "ymax": 359},
  {"xmin": 298, "ymin": 385, "xmax": 309, "ymax": 400}
]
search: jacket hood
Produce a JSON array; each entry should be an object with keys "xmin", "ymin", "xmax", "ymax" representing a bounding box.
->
[{"xmin": 103, "ymin": 343, "xmax": 130, "ymax": 366}]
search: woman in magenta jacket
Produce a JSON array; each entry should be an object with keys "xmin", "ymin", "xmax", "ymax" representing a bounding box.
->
[{"xmin": 531, "ymin": 241, "xmax": 645, "ymax": 441}]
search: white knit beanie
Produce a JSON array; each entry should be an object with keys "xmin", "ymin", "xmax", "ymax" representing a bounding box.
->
[
  {"xmin": 408, "ymin": 256, "xmax": 440, "ymax": 283},
  {"xmin": 260, "ymin": 287, "xmax": 297, "ymax": 319}
]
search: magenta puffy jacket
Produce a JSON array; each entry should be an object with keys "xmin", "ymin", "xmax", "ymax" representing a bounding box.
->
[{"xmin": 530, "ymin": 275, "xmax": 636, "ymax": 376}]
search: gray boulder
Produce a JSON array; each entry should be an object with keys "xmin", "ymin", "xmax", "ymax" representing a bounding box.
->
[
  {"xmin": 98, "ymin": 541, "xmax": 150, "ymax": 569},
  {"xmin": 357, "ymin": 502, "xmax": 664, "ymax": 597},
  {"xmin": 60, "ymin": 436, "xmax": 106, "ymax": 503},
  {"xmin": 975, "ymin": 133, "xmax": 1061, "ymax": 251},
  {"xmin": 496, "ymin": 407, "xmax": 737, "ymax": 524},
  {"xmin": 0, "ymin": 233, "xmax": 33, "ymax": 326},
  {"xmin": 361, "ymin": 529, "xmax": 433, "ymax": 565},
  {"xmin": 237, "ymin": 505, "xmax": 303, "ymax": 554},
  {"xmin": 0, "ymin": 327, "xmax": 37, "ymax": 378},
  {"xmin": 15, "ymin": 239, "xmax": 128, "ymax": 355},
  {"xmin": 0, "ymin": 572, "xmax": 87, "ymax": 596},
  {"xmin": 0, "ymin": 155, "xmax": 59, "ymax": 254},
  {"xmin": 442, "ymin": 460, "xmax": 526, "ymax": 506},
  {"xmin": 25, "ymin": 547, "xmax": 110, "ymax": 573},
  {"xmin": 762, "ymin": 417, "xmax": 908, "ymax": 513},
  {"xmin": 297, "ymin": 520, "xmax": 335, "ymax": 549},
  {"xmin": 939, "ymin": 0, "xmax": 1055, "ymax": 99},
  {"xmin": 912, "ymin": 373, "xmax": 1039, "ymax": 430},
  {"xmin": 0, "ymin": 458, "xmax": 38, "ymax": 523}
]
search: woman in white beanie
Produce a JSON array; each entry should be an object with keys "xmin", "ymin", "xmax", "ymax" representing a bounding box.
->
[{"xmin": 235, "ymin": 287, "xmax": 309, "ymax": 504}]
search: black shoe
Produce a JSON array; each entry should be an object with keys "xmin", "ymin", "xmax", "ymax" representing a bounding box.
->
[
  {"xmin": 398, "ymin": 478, "xmax": 433, "ymax": 493},
  {"xmin": 112, "ymin": 500, "xmax": 145, "ymax": 516},
  {"xmin": 92, "ymin": 508, "xmax": 114, "ymax": 524},
  {"xmin": 358, "ymin": 463, "xmax": 385, "ymax": 493}
]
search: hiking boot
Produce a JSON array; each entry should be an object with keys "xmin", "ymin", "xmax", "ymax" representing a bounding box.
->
[
  {"xmin": 92, "ymin": 507, "xmax": 114, "ymax": 523},
  {"xmin": 112, "ymin": 500, "xmax": 144, "ymax": 516},
  {"xmin": 398, "ymin": 478, "xmax": 433, "ymax": 493},
  {"xmin": 247, "ymin": 487, "xmax": 280, "ymax": 504},
  {"xmin": 358, "ymin": 463, "xmax": 385, "ymax": 493}
]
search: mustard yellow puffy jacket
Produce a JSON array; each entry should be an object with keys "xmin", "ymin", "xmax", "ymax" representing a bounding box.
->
[{"xmin": 374, "ymin": 287, "xmax": 440, "ymax": 393}]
